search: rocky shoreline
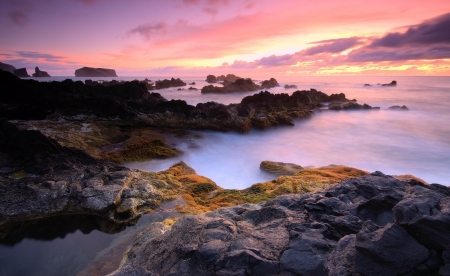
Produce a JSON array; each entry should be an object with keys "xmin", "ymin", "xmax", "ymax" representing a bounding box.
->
[{"xmin": 1, "ymin": 69, "xmax": 444, "ymax": 276}]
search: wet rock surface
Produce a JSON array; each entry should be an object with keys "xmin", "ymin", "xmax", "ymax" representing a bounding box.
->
[
  {"xmin": 111, "ymin": 172, "xmax": 450, "ymax": 276},
  {"xmin": 0, "ymin": 120, "xmax": 193, "ymax": 224}
]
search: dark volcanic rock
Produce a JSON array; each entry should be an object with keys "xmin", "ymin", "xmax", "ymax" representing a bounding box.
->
[
  {"xmin": 382, "ymin": 80, "xmax": 397, "ymax": 86},
  {"xmin": 206, "ymin": 75, "xmax": 217, "ymax": 83},
  {"xmin": 284, "ymin": 84, "xmax": 297, "ymax": 89},
  {"xmin": 217, "ymin": 74, "xmax": 241, "ymax": 82},
  {"xmin": 32, "ymin": 67, "xmax": 51, "ymax": 77},
  {"xmin": 111, "ymin": 172, "xmax": 450, "ymax": 276},
  {"xmin": 13, "ymin": 68, "xmax": 29, "ymax": 77},
  {"xmin": 154, "ymin": 78, "xmax": 186, "ymax": 89},
  {"xmin": 202, "ymin": 78, "xmax": 260, "ymax": 93},
  {"xmin": 0, "ymin": 62, "xmax": 16, "ymax": 73},
  {"xmin": 74, "ymin": 67, "xmax": 118, "ymax": 77},
  {"xmin": 364, "ymin": 84, "xmax": 372, "ymax": 86},
  {"xmin": 260, "ymin": 78, "xmax": 280, "ymax": 89},
  {"xmin": 388, "ymin": 105, "xmax": 409, "ymax": 110}
]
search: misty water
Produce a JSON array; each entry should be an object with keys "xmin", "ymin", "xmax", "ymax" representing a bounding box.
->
[
  {"xmin": 126, "ymin": 75, "xmax": 450, "ymax": 187},
  {"xmin": 1, "ymin": 75, "xmax": 449, "ymax": 276}
]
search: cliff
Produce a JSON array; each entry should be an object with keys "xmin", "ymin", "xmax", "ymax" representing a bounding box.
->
[
  {"xmin": 75, "ymin": 67, "xmax": 118, "ymax": 77},
  {"xmin": 0, "ymin": 62, "xmax": 16, "ymax": 73}
]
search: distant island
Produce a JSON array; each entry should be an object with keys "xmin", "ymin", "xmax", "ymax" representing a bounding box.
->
[{"xmin": 75, "ymin": 67, "xmax": 118, "ymax": 77}]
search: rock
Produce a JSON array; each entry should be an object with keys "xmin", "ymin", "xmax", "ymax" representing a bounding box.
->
[
  {"xmin": 260, "ymin": 161, "xmax": 303, "ymax": 176},
  {"xmin": 284, "ymin": 84, "xmax": 297, "ymax": 89},
  {"xmin": 188, "ymin": 87, "xmax": 198, "ymax": 91},
  {"xmin": 382, "ymin": 80, "xmax": 397, "ymax": 86},
  {"xmin": 32, "ymin": 67, "xmax": 51, "ymax": 77},
  {"xmin": 154, "ymin": 78, "xmax": 186, "ymax": 89},
  {"xmin": 363, "ymin": 84, "xmax": 372, "ymax": 86},
  {"xmin": 216, "ymin": 74, "xmax": 241, "ymax": 82},
  {"xmin": 260, "ymin": 78, "xmax": 280, "ymax": 89},
  {"xmin": 388, "ymin": 105, "xmax": 409, "ymax": 110},
  {"xmin": 206, "ymin": 75, "xmax": 217, "ymax": 83},
  {"xmin": 13, "ymin": 68, "xmax": 30, "ymax": 77},
  {"xmin": 0, "ymin": 62, "xmax": 16, "ymax": 73},
  {"xmin": 112, "ymin": 172, "xmax": 450, "ymax": 275},
  {"xmin": 202, "ymin": 78, "xmax": 260, "ymax": 93},
  {"xmin": 74, "ymin": 67, "xmax": 118, "ymax": 77},
  {"xmin": 189, "ymin": 82, "xmax": 196, "ymax": 85}
]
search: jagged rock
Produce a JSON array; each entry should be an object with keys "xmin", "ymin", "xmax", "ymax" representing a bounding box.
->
[
  {"xmin": 206, "ymin": 75, "xmax": 217, "ymax": 83},
  {"xmin": 189, "ymin": 82, "xmax": 196, "ymax": 85},
  {"xmin": 13, "ymin": 68, "xmax": 29, "ymax": 77},
  {"xmin": 260, "ymin": 161, "xmax": 303, "ymax": 176},
  {"xmin": 188, "ymin": 87, "xmax": 198, "ymax": 91},
  {"xmin": 0, "ymin": 62, "xmax": 16, "ymax": 73},
  {"xmin": 284, "ymin": 84, "xmax": 297, "ymax": 89},
  {"xmin": 363, "ymin": 84, "xmax": 372, "ymax": 86},
  {"xmin": 216, "ymin": 74, "xmax": 241, "ymax": 82},
  {"xmin": 202, "ymin": 78, "xmax": 260, "ymax": 93},
  {"xmin": 32, "ymin": 67, "xmax": 51, "ymax": 77},
  {"xmin": 388, "ymin": 105, "xmax": 409, "ymax": 110},
  {"xmin": 154, "ymin": 78, "xmax": 186, "ymax": 89},
  {"xmin": 111, "ymin": 172, "xmax": 450, "ymax": 276},
  {"xmin": 260, "ymin": 78, "xmax": 280, "ymax": 89},
  {"xmin": 74, "ymin": 67, "xmax": 118, "ymax": 77},
  {"xmin": 382, "ymin": 80, "xmax": 397, "ymax": 86}
]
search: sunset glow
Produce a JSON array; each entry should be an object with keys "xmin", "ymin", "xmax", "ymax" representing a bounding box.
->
[{"xmin": 1, "ymin": 0, "xmax": 449, "ymax": 76}]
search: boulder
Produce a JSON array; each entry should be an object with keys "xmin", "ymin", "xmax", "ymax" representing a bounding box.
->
[
  {"xmin": 216, "ymin": 74, "xmax": 241, "ymax": 82},
  {"xmin": 363, "ymin": 84, "xmax": 372, "ymax": 86},
  {"xmin": 0, "ymin": 62, "xmax": 16, "ymax": 73},
  {"xmin": 74, "ymin": 67, "xmax": 118, "ymax": 77},
  {"xmin": 154, "ymin": 78, "xmax": 186, "ymax": 89},
  {"xmin": 201, "ymin": 78, "xmax": 260, "ymax": 93},
  {"xmin": 13, "ymin": 68, "xmax": 30, "ymax": 77},
  {"xmin": 32, "ymin": 67, "xmax": 51, "ymax": 77}
]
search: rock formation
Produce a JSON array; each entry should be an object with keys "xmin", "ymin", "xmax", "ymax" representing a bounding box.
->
[
  {"xmin": 154, "ymin": 78, "xmax": 186, "ymax": 89},
  {"xmin": 206, "ymin": 75, "xmax": 217, "ymax": 83},
  {"xmin": 363, "ymin": 84, "xmax": 372, "ymax": 86},
  {"xmin": 13, "ymin": 68, "xmax": 29, "ymax": 77},
  {"xmin": 216, "ymin": 74, "xmax": 241, "ymax": 82},
  {"xmin": 260, "ymin": 161, "xmax": 303, "ymax": 176},
  {"xmin": 389, "ymin": 105, "xmax": 409, "ymax": 110},
  {"xmin": 0, "ymin": 62, "xmax": 16, "ymax": 73},
  {"xmin": 75, "ymin": 67, "xmax": 118, "ymax": 77},
  {"xmin": 284, "ymin": 84, "xmax": 297, "ymax": 89},
  {"xmin": 260, "ymin": 78, "xmax": 280, "ymax": 89},
  {"xmin": 111, "ymin": 172, "xmax": 450, "ymax": 275},
  {"xmin": 382, "ymin": 80, "xmax": 397, "ymax": 86},
  {"xmin": 32, "ymin": 67, "xmax": 51, "ymax": 77}
]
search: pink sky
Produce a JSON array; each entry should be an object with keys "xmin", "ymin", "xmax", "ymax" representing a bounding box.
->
[{"xmin": 1, "ymin": 0, "xmax": 449, "ymax": 76}]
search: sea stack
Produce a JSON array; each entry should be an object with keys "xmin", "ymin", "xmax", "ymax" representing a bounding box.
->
[
  {"xmin": 13, "ymin": 68, "xmax": 30, "ymax": 77},
  {"xmin": 32, "ymin": 67, "xmax": 51, "ymax": 77},
  {"xmin": 74, "ymin": 67, "xmax": 118, "ymax": 77}
]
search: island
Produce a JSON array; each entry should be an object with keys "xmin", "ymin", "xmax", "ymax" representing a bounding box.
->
[{"xmin": 75, "ymin": 66, "xmax": 118, "ymax": 77}]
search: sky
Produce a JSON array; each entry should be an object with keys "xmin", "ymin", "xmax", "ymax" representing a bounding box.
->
[{"xmin": 0, "ymin": 0, "xmax": 449, "ymax": 76}]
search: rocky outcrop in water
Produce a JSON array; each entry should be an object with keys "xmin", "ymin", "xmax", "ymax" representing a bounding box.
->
[
  {"xmin": 154, "ymin": 78, "xmax": 186, "ymax": 89},
  {"xmin": 382, "ymin": 80, "xmax": 397, "ymax": 86},
  {"xmin": 216, "ymin": 74, "xmax": 241, "ymax": 82},
  {"xmin": 202, "ymin": 78, "xmax": 280, "ymax": 94},
  {"xmin": 284, "ymin": 84, "xmax": 297, "ymax": 89},
  {"xmin": 111, "ymin": 172, "xmax": 450, "ymax": 276},
  {"xmin": 32, "ymin": 67, "xmax": 51, "ymax": 77},
  {"xmin": 206, "ymin": 75, "xmax": 217, "ymax": 83},
  {"xmin": 0, "ymin": 71, "xmax": 378, "ymax": 132},
  {"xmin": 389, "ymin": 105, "xmax": 409, "ymax": 110},
  {"xmin": 13, "ymin": 68, "xmax": 29, "ymax": 77},
  {"xmin": 75, "ymin": 67, "xmax": 118, "ymax": 77},
  {"xmin": 0, "ymin": 62, "xmax": 16, "ymax": 73}
]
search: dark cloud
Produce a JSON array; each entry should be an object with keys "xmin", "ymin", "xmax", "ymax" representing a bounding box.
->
[
  {"xmin": 16, "ymin": 51, "xmax": 67, "ymax": 62},
  {"xmin": 304, "ymin": 37, "xmax": 361, "ymax": 55},
  {"xmin": 348, "ymin": 46, "xmax": 450, "ymax": 62},
  {"xmin": 370, "ymin": 12, "xmax": 450, "ymax": 47},
  {"xmin": 128, "ymin": 23, "xmax": 167, "ymax": 39},
  {"xmin": 9, "ymin": 10, "xmax": 28, "ymax": 26}
]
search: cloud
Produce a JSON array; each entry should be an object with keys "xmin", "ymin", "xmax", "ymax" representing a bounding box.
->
[
  {"xmin": 370, "ymin": 12, "xmax": 450, "ymax": 47},
  {"xmin": 16, "ymin": 51, "xmax": 67, "ymax": 62},
  {"xmin": 182, "ymin": 0, "xmax": 201, "ymax": 4},
  {"xmin": 128, "ymin": 23, "xmax": 168, "ymax": 39},
  {"xmin": 304, "ymin": 37, "xmax": 362, "ymax": 55},
  {"xmin": 347, "ymin": 46, "xmax": 450, "ymax": 62},
  {"xmin": 9, "ymin": 10, "xmax": 28, "ymax": 26},
  {"xmin": 75, "ymin": 0, "xmax": 100, "ymax": 4}
]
